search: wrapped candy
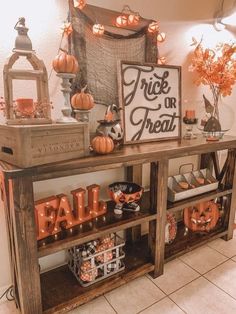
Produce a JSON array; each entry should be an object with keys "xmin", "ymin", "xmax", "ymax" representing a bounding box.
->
[
  {"xmin": 100, "ymin": 235, "xmax": 114, "ymax": 249},
  {"xmin": 79, "ymin": 260, "xmax": 98, "ymax": 282},
  {"xmin": 78, "ymin": 240, "xmax": 98, "ymax": 258},
  {"xmin": 107, "ymin": 260, "xmax": 122, "ymax": 273},
  {"xmin": 95, "ymin": 244, "xmax": 113, "ymax": 263},
  {"xmin": 80, "ymin": 268, "xmax": 98, "ymax": 282}
]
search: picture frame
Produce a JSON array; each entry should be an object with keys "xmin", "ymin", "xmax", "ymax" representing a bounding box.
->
[{"xmin": 118, "ymin": 61, "xmax": 182, "ymax": 144}]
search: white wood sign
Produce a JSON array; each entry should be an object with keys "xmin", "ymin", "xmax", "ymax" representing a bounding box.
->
[{"xmin": 119, "ymin": 61, "xmax": 181, "ymax": 144}]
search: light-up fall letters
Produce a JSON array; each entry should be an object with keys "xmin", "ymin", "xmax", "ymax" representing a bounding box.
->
[{"xmin": 35, "ymin": 185, "xmax": 107, "ymax": 240}]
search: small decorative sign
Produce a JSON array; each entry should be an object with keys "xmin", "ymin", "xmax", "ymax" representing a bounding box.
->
[
  {"xmin": 119, "ymin": 61, "xmax": 181, "ymax": 144},
  {"xmin": 35, "ymin": 184, "xmax": 107, "ymax": 240}
]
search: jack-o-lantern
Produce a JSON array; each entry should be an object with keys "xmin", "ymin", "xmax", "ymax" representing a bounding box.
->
[
  {"xmin": 97, "ymin": 120, "xmax": 123, "ymax": 143},
  {"xmin": 52, "ymin": 49, "xmax": 79, "ymax": 74},
  {"xmin": 183, "ymin": 201, "xmax": 220, "ymax": 233},
  {"xmin": 96, "ymin": 104, "xmax": 123, "ymax": 144},
  {"xmin": 71, "ymin": 87, "xmax": 94, "ymax": 110}
]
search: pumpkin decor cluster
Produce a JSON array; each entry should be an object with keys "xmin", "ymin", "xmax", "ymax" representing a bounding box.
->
[
  {"xmin": 52, "ymin": 46, "xmax": 123, "ymax": 156},
  {"xmin": 91, "ymin": 104, "xmax": 124, "ymax": 155}
]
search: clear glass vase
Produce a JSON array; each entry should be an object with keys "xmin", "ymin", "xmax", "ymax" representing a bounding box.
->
[{"xmin": 197, "ymin": 98, "xmax": 234, "ymax": 139}]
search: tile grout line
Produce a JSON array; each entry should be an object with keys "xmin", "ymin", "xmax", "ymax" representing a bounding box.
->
[
  {"xmin": 135, "ymin": 295, "xmax": 167, "ymax": 314},
  {"xmin": 103, "ymin": 294, "xmax": 118, "ymax": 314},
  {"xmin": 206, "ymin": 242, "xmax": 236, "ymax": 259},
  {"xmin": 140, "ymin": 230, "xmax": 236, "ymax": 313},
  {"xmin": 145, "ymin": 271, "xmax": 201, "ymax": 300},
  {"xmin": 203, "ymin": 275, "xmax": 236, "ymax": 303},
  {"xmin": 98, "ymin": 237, "xmax": 236, "ymax": 314},
  {"xmin": 166, "ymin": 296, "xmax": 188, "ymax": 314},
  {"xmin": 179, "ymin": 255, "xmax": 230, "ymax": 276},
  {"xmin": 145, "ymin": 274, "xmax": 168, "ymax": 296},
  {"xmin": 147, "ymin": 257, "xmax": 231, "ymax": 298}
]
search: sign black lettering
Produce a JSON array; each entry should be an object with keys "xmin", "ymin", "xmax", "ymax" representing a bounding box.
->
[{"xmin": 119, "ymin": 62, "xmax": 181, "ymax": 144}]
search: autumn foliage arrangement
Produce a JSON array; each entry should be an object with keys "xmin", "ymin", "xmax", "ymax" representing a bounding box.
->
[{"xmin": 189, "ymin": 38, "xmax": 236, "ymax": 132}]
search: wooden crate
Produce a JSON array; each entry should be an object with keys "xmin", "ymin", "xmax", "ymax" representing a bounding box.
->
[{"xmin": 0, "ymin": 123, "xmax": 90, "ymax": 168}]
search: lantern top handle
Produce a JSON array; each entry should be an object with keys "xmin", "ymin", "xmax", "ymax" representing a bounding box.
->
[{"xmin": 13, "ymin": 17, "xmax": 34, "ymax": 54}]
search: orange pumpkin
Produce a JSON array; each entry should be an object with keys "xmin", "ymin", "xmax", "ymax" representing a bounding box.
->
[
  {"xmin": 52, "ymin": 50, "xmax": 79, "ymax": 74},
  {"xmin": 183, "ymin": 201, "xmax": 220, "ymax": 233},
  {"xmin": 71, "ymin": 87, "xmax": 94, "ymax": 110},
  {"xmin": 91, "ymin": 136, "xmax": 114, "ymax": 154}
]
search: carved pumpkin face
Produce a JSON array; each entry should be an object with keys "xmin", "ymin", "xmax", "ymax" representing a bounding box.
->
[{"xmin": 183, "ymin": 201, "xmax": 220, "ymax": 232}]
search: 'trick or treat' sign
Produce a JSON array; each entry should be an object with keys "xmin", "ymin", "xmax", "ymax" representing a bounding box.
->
[{"xmin": 119, "ymin": 62, "xmax": 181, "ymax": 144}]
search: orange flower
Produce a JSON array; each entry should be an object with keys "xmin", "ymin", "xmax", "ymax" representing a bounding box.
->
[{"xmin": 189, "ymin": 38, "xmax": 236, "ymax": 109}]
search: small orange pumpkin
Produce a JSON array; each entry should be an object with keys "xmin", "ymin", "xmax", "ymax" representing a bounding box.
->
[
  {"xmin": 91, "ymin": 136, "xmax": 114, "ymax": 154},
  {"xmin": 71, "ymin": 87, "xmax": 94, "ymax": 110},
  {"xmin": 52, "ymin": 49, "xmax": 79, "ymax": 74}
]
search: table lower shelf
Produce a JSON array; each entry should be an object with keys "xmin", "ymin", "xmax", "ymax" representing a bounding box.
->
[
  {"xmin": 41, "ymin": 235, "xmax": 153, "ymax": 314},
  {"xmin": 165, "ymin": 222, "xmax": 228, "ymax": 260},
  {"xmin": 38, "ymin": 192, "xmax": 155, "ymax": 258}
]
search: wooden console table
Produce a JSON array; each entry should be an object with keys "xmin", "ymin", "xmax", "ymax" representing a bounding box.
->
[{"xmin": 1, "ymin": 135, "xmax": 236, "ymax": 314}]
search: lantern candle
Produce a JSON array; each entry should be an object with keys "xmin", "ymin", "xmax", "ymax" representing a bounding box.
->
[
  {"xmin": 15, "ymin": 98, "xmax": 34, "ymax": 117},
  {"xmin": 185, "ymin": 110, "xmax": 195, "ymax": 120}
]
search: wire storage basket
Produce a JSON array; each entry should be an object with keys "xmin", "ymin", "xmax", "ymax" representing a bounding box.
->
[{"xmin": 68, "ymin": 233, "xmax": 125, "ymax": 287}]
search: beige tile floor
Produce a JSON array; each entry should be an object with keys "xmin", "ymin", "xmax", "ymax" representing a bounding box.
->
[{"xmin": 1, "ymin": 230, "xmax": 236, "ymax": 314}]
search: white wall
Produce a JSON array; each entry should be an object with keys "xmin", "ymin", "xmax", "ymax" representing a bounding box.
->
[{"xmin": 0, "ymin": 0, "xmax": 236, "ymax": 293}]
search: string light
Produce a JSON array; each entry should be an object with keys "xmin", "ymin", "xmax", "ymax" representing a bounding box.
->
[
  {"xmin": 61, "ymin": 22, "xmax": 73, "ymax": 37},
  {"xmin": 157, "ymin": 56, "xmax": 167, "ymax": 65},
  {"xmin": 157, "ymin": 32, "xmax": 166, "ymax": 43},
  {"xmin": 73, "ymin": 0, "xmax": 86, "ymax": 10},
  {"xmin": 116, "ymin": 15, "xmax": 128, "ymax": 27},
  {"xmin": 148, "ymin": 21, "xmax": 159, "ymax": 33},
  {"xmin": 115, "ymin": 5, "xmax": 140, "ymax": 28},
  {"xmin": 128, "ymin": 13, "xmax": 140, "ymax": 25},
  {"xmin": 92, "ymin": 23, "xmax": 105, "ymax": 35}
]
